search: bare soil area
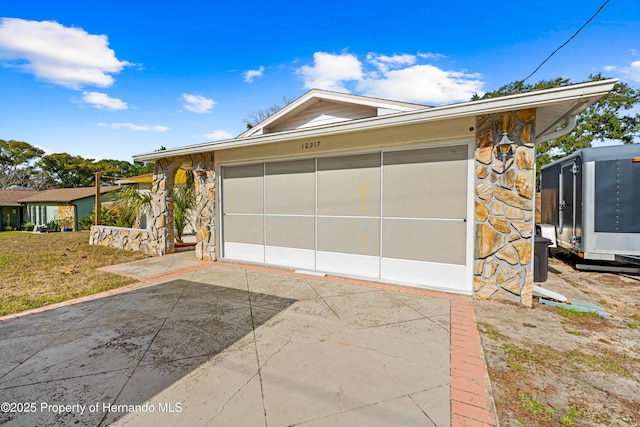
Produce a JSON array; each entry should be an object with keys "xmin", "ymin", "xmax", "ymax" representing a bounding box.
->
[{"xmin": 475, "ymin": 252, "xmax": 640, "ymax": 426}]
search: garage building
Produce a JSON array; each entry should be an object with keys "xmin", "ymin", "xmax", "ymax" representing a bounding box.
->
[{"xmin": 92, "ymin": 79, "xmax": 616, "ymax": 306}]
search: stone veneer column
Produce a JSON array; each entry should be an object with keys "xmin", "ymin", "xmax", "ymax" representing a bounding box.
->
[
  {"xmin": 150, "ymin": 158, "xmax": 181, "ymax": 256},
  {"xmin": 473, "ymin": 109, "xmax": 536, "ymax": 306},
  {"xmin": 186, "ymin": 152, "xmax": 216, "ymax": 261}
]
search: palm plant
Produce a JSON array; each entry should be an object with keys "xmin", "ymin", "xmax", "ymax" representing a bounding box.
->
[
  {"xmin": 110, "ymin": 171, "xmax": 195, "ymax": 241},
  {"xmin": 173, "ymin": 184, "xmax": 195, "ymax": 243},
  {"xmin": 112, "ymin": 186, "xmax": 152, "ymax": 228}
]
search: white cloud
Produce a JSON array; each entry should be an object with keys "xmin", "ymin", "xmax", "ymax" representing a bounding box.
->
[
  {"xmin": 204, "ymin": 130, "xmax": 234, "ymax": 140},
  {"xmin": 297, "ymin": 51, "xmax": 484, "ymax": 104},
  {"xmin": 621, "ymin": 60, "xmax": 640, "ymax": 82},
  {"xmin": 366, "ymin": 53, "xmax": 416, "ymax": 73},
  {"xmin": 182, "ymin": 93, "xmax": 215, "ymax": 113},
  {"xmin": 418, "ymin": 52, "xmax": 446, "ymax": 60},
  {"xmin": 102, "ymin": 123, "xmax": 169, "ymax": 132},
  {"xmin": 80, "ymin": 91, "xmax": 127, "ymax": 110},
  {"xmin": 244, "ymin": 66, "xmax": 264, "ymax": 83},
  {"xmin": 34, "ymin": 144, "xmax": 53, "ymax": 156},
  {"xmin": 298, "ymin": 52, "xmax": 363, "ymax": 92},
  {"xmin": 0, "ymin": 18, "xmax": 130, "ymax": 89},
  {"xmin": 359, "ymin": 64, "xmax": 484, "ymax": 104}
]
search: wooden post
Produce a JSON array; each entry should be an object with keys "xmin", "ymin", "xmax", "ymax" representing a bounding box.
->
[{"xmin": 95, "ymin": 172, "xmax": 101, "ymax": 226}]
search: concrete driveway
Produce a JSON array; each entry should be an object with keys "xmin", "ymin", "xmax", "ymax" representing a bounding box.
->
[{"xmin": 0, "ymin": 253, "xmax": 496, "ymax": 426}]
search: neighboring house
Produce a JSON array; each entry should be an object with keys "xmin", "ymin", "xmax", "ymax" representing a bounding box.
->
[
  {"xmin": 95, "ymin": 81, "xmax": 616, "ymax": 307},
  {"xmin": 115, "ymin": 169, "xmax": 190, "ymax": 191},
  {"xmin": 18, "ymin": 186, "xmax": 120, "ymax": 230},
  {"xmin": 0, "ymin": 189, "xmax": 36, "ymax": 230}
]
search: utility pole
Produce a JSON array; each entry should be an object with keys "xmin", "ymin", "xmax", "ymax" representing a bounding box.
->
[{"xmin": 95, "ymin": 172, "xmax": 101, "ymax": 225}]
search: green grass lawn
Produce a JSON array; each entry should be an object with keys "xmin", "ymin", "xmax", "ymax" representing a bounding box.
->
[{"xmin": 0, "ymin": 231, "xmax": 149, "ymax": 316}]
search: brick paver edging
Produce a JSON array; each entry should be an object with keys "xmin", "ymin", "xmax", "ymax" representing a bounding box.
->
[{"xmin": 449, "ymin": 297, "xmax": 499, "ymax": 426}]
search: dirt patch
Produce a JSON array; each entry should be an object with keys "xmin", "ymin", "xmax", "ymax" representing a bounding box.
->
[{"xmin": 475, "ymin": 254, "xmax": 640, "ymax": 426}]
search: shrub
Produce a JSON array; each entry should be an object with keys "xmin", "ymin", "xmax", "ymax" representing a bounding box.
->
[{"xmin": 46, "ymin": 219, "xmax": 60, "ymax": 232}]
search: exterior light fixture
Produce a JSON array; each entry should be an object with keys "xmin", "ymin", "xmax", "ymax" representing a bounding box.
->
[
  {"xmin": 194, "ymin": 164, "xmax": 206, "ymax": 177},
  {"xmin": 495, "ymin": 133, "xmax": 515, "ymax": 169}
]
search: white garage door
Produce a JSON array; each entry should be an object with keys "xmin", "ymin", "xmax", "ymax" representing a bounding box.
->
[{"xmin": 221, "ymin": 145, "xmax": 469, "ymax": 291}]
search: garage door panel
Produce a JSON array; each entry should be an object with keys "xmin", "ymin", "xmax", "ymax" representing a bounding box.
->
[
  {"xmin": 317, "ymin": 154, "xmax": 381, "ymax": 217},
  {"xmin": 383, "ymin": 146, "xmax": 467, "ymax": 219},
  {"xmin": 266, "ymin": 246, "xmax": 315, "ymax": 269},
  {"xmin": 383, "ymin": 145, "xmax": 468, "ymax": 165},
  {"xmin": 316, "ymin": 251, "xmax": 379, "ymax": 278},
  {"xmin": 265, "ymin": 159, "xmax": 315, "ymax": 215},
  {"xmin": 266, "ymin": 216, "xmax": 315, "ymax": 250},
  {"xmin": 382, "ymin": 219, "xmax": 466, "ymax": 265},
  {"xmin": 222, "ymin": 164, "xmax": 264, "ymax": 214},
  {"xmin": 381, "ymin": 258, "xmax": 468, "ymax": 292},
  {"xmin": 221, "ymin": 144, "xmax": 470, "ymax": 293},
  {"xmin": 225, "ymin": 242, "xmax": 264, "ymax": 263},
  {"xmin": 223, "ymin": 215, "xmax": 264, "ymax": 245},
  {"xmin": 317, "ymin": 217, "xmax": 380, "ymax": 256}
]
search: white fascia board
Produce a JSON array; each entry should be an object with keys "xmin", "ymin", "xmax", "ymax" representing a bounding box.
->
[
  {"xmin": 134, "ymin": 79, "xmax": 617, "ymax": 162},
  {"xmin": 310, "ymin": 90, "xmax": 427, "ymax": 111}
]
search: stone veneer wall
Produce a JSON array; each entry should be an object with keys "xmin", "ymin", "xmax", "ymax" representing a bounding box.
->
[
  {"xmin": 148, "ymin": 153, "xmax": 217, "ymax": 259},
  {"xmin": 89, "ymin": 152, "xmax": 217, "ymax": 259},
  {"xmin": 149, "ymin": 158, "xmax": 181, "ymax": 256},
  {"xmin": 89, "ymin": 226, "xmax": 152, "ymax": 253},
  {"xmin": 191, "ymin": 153, "xmax": 216, "ymax": 261},
  {"xmin": 474, "ymin": 109, "xmax": 536, "ymax": 306},
  {"xmin": 57, "ymin": 204, "xmax": 76, "ymax": 230}
]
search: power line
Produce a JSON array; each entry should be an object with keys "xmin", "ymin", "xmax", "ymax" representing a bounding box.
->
[{"xmin": 522, "ymin": 0, "xmax": 610, "ymax": 83}]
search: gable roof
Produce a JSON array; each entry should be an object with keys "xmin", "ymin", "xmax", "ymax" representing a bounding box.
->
[
  {"xmin": 238, "ymin": 89, "xmax": 429, "ymax": 138},
  {"xmin": 17, "ymin": 186, "xmax": 120, "ymax": 203},
  {"xmin": 0, "ymin": 190, "xmax": 40, "ymax": 207},
  {"xmin": 134, "ymin": 79, "xmax": 618, "ymax": 162}
]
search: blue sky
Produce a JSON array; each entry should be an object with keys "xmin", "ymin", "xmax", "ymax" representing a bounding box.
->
[{"xmin": 1, "ymin": 0, "xmax": 639, "ymax": 162}]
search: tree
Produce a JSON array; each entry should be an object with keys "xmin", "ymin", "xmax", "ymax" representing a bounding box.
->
[
  {"xmin": 0, "ymin": 139, "xmax": 44, "ymax": 166},
  {"xmin": 126, "ymin": 161, "xmax": 155, "ymax": 177},
  {"xmin": 1, "ymin": 140, "xmax": 158, "ymax": 188},
  {"xmin": 243, "ymin": 95, "xmax": 295, "ymax": 129},
  {"xmin": 471, "ymin": 77, "xmax": 571, "ymax": 101},
  {"xmin": 0, "ymin": 139, "xmax": 46, "ymax": 189},
  {"xmin": 37, "ymin": 153, "xmax": 99, "ymax": 188},
  {"xmin": 37, "ymin": 154, "xmax": 141, "ymax": 187},
  {"xmin": 474, "ymin": 74, "xmax": 640, "ymax": 174},
  {"xmin": 94, "ymin": 159, "xmax": 133, "ymax": 182}
]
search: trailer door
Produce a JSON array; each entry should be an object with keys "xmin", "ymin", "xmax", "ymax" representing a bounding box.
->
[{"xmin": 559, "ymin": 161, "xmax": 578, "ymax": 245}]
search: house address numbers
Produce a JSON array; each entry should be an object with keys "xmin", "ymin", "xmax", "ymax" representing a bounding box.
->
[{"xmin": 301, "ymin": 141, "xmax": 321, "ymax": 150}]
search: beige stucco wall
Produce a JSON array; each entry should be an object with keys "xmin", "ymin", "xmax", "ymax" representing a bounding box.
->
[{"xmin": 215, "ymin": 117, "xmax": 476, "ymax": 165}]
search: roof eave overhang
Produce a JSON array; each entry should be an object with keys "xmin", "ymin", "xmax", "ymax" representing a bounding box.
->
[{"xmin": 134, "ymin": 79, "xmax": 617, "ymax": 162}]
